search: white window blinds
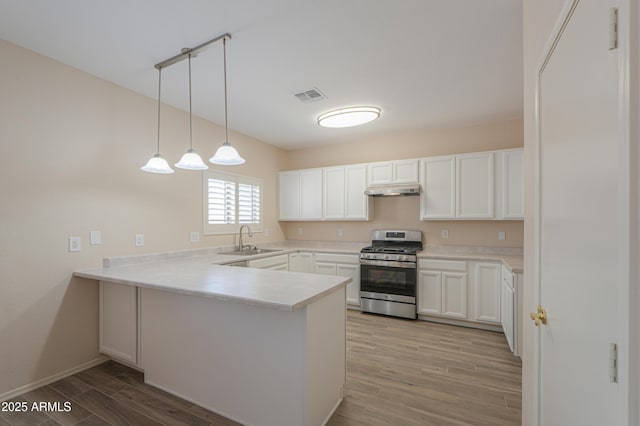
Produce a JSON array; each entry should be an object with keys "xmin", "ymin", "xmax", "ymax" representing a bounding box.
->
[{"xmin": 204, "ymin": 171, "xmax": 263, "ymax": 234}]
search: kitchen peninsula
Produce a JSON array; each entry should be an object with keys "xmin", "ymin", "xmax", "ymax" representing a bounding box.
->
[{"xmin": 75, "ymin": 251, "xmax": 350, "ymax": 426}]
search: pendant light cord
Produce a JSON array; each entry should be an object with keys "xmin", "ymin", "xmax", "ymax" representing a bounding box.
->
[
  {"xmin": 223, "ymin": 37, "xmax": 229, "ymax": 144},
  {"xmin": 156, "ymin": 67, "xmax": 162, "ymax": 155},
  {"xmin": 188, "ymin": 54, "xmax": 193, "ymax": 150}
]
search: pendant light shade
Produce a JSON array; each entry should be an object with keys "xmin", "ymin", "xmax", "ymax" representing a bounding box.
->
[
  {"xmin": 141, "ymin": 153, "xmax": 174, "ymax": 174},
  {"xmin": 142, "ymin": 68, "xmax": 174, "ymax": 174},
  {"xmin": 210, "ymin": 37, "xmax": 245, "ymax": 166},
  {"xmin": 176, "ymin": 54, "xmax": 208, "ymax": 170}
]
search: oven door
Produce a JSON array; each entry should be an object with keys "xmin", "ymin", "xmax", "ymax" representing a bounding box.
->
[{"xmin": 360, "ymin": 260, "xmax": 417, "ymax": 300}]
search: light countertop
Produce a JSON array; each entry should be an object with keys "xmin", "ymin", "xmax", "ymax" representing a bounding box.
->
[
  {"xmin": 75, "ymin": 254, "xmax": 350, "ymax": 311},
  {"xmin": 75, "ymin": 240, "xmax": 523, "ymax": 311}
]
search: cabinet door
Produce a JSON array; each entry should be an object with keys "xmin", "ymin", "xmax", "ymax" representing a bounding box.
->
[
  {"xmin": 315, "ymin": 262, "xmax": 337, "ymax": 276},
  {"xmin": 456, "ymin": 152, "xmax": 494, "ymax": 219},
  {"xmin": 288, "ymin": 253, "xmax": 299, "ymax": 272},
  {"xmin": 100, "ymin": 281, "xmax": 138, "ymax": 365},
  {"xmin": 420, "ymin": 157, "xmax": 455, "ymax": 219},
  {"xmin": 417, "ymin": 270, "xmax": 442, "ymax": 315},
  {"xmin": 442, "ymin": 272, "xmax": 467, "ymax": 319},
  {"xmin": 278, "ymin": 172, "xmax": 300, "ymax": 220},
  {"xmin": 344, "ymin": 165, "xmax": 370, "ymax": 220},
  {"xmin": 337, "ymin": 264, "xmax": 360, "ymax": 307},
  {"xmin": 248, "ymin": 254, "xmax": 289, "ymax": 270},
  {"xmin": 501, "ymin": 280, "xmax": 515, "ymax": 352},
  {"xmin": 298, "ymin": 252, "xmax": 314, "ymax": 273},
  {"xmin": 393, "ymin": 159, "xmax": 419, "ymax": 184},
  {"xmin": 323, "ymin": 167, "xmax": 345, "ymax": 219},
  {"xmin": 300, "ymin": 169, "xmax": 322, "ymax": 219},
  {"xmin": 502, "ymin": 149, "xmax": 524, "ymax": 219},
  {"xmin": 474, "ymin": 263, "xmax": 501, "ymax": 323},
  {"xmin": 367, "ymin": 162, "xmax": 393, "ymax": 185}
]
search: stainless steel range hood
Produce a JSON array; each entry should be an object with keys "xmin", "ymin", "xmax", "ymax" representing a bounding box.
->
[{"xmin": 364, "ymin": 184, "xmax": 421, "ymax": 197}]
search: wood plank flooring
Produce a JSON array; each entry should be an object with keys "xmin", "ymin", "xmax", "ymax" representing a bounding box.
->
[{"xmin": 1, "ymin": 311, "xmax": 521, "ymax": 425}]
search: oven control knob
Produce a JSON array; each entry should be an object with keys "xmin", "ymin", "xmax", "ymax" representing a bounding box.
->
[
  {"xmin": 399, "ymin": 255, "xmax": 407, "ymax": 261},
  {"xmin": 384, "ymin": 255, "xmax": 390, "ymax": 260}
]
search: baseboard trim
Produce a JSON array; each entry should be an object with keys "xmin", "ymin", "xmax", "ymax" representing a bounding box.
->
[{"xmin": 0, "ymin": 356, "xmax": 109, "ymax": 402}]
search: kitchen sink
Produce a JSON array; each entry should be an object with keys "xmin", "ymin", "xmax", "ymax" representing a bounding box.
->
[{"xmin": 219, "ymin": 248, "xmax": 282, "ymax": 256}]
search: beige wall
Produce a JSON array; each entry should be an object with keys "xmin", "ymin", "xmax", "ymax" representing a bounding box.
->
[
  {"xmin": 0, "ymin": 40, "xmax": 287, "ymax": 397},
  {"xmin": 283, "ymin": 119, "xmax": 524, "ymax": 247},
  {"xmin": 522, "ymin": 1, "xmax": 566, "ymax": 425}
]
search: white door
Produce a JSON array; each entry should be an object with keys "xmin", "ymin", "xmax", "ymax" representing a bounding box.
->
[{"xmin": 535, "ymin": 0, "xmax": 625, "ymax": 424}]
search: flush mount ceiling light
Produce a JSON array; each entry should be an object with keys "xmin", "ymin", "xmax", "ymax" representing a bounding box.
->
[
  {"xmin": 317, "ymin": 106, "xmax": 381, "ymax": 128},
  {"xmin": 210, "ymin": 37, "xmax": 245, "ymax": 165},
  {"xmin": 141, "ymin": 67, "xmax": 174, "ymax": 174},
  {"xmin": 175, "ymin": 53, "xmax": 208, "ymax": 170}
]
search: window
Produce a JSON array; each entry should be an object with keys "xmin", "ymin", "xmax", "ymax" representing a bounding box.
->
[{"xmin": 204, "ymin": 170, "xmax": 262, "ymax": 235}]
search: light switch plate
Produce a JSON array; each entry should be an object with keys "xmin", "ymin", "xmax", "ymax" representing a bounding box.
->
[
  {"xmin": 90, "ymin": 230, "xmax": 101, "ymax": 245},
  {"xmin": 135, "ymin": 234, "xmax": 144, "ymax": 247},
  {"xmin": 441, "ymin": 229, "xmax": 449, "ymax": 239},
  {"xmin": 338, "ymin": 228, "xmax": 344, "ymax": 237},
  {"xmin": 498, "ymin": 231, "xmax": 506, "ymax": 241},
  {"xmin": 297, "ymin": 227, "xmax": 303, "ymax": 236},
  {"xmin": 190, "ymin": 232, "xmax": 200, "ymax": 242},
  {"xmin": 69, "ymin": 236, "xmax": 81, "ymax": 252}
]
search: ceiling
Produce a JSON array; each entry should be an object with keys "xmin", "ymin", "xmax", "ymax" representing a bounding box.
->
[{"xmin": 0, "ymin": 0, "xmax": 523, "ymax": 150}]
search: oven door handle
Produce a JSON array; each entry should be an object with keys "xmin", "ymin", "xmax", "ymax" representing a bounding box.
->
[{"xmin": 359, "ymin": 259, "xmax": 417, "ymax": 269}]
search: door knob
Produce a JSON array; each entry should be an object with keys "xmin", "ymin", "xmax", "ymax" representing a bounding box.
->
[{"xmin": 530, "ymin": 305, "xmax": 547, "ymax": 326}]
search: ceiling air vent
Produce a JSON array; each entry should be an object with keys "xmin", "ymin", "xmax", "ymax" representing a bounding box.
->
[{"xmin": 294, "ymin": 88, "xmax": 327, "ymax": 103}]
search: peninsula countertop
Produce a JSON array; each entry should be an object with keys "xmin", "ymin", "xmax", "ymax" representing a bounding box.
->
[{"xmin": 75, "ymin": 254, "xmax": 350, "ymax": 311}]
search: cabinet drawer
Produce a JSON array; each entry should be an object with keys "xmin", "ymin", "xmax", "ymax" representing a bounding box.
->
[
  {"xmin": 314, "ymin": 253, "xmax": 359, "ymax": 264},
  {"xmin": 418, "ymin": 259, "xmax": 467, "ymax": 272}
]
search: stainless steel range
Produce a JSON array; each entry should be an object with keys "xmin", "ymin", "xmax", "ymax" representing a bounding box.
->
[{"xmin": 360, "ymin": 230, "xmax": 422, "ymax": 319}]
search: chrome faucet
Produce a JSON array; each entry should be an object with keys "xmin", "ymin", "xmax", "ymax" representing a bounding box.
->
[{"xmin": 238, "ymin": 224, "xmax": 253, "ymax": 251}]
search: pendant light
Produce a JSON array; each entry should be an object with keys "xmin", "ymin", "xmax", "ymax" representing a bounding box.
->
[
  {"xmin": 175, "ymin": 54, "xmax": 208, "ymax": 170},
  {"xmin": 210, "ymin": 37, "xmax": 245, "ymax": 165},
  {"xmin": 141, "ymin": 68, "xmax": 175, "ymax": 173}
]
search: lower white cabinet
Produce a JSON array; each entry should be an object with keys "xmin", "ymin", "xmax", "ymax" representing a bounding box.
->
[
  {"xmin": 417, "ymin": 260, "xmax": 467, "ymax": 319},
  {"xmin": 289, "ymin": 252, "xmax": 314, "ymax": 273},
  {"xmin": 473, "ymin": 262, "xmax": 501, "ymax": 324},
  {"xmin": 314, "ymin": 253, "xmax": 360, "ymax": 308},
  {"xmin": 501, "ymin": 265, "xmax": 517, "ymax": 354},
  {"xmin": 248, "ymin": 254, "xmax": 289, "ymax": 270},
  {"xmin": 99, "ymin": 281, "xmax": 140, "ymax": 367}
]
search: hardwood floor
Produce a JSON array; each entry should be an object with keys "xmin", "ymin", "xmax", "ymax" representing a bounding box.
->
[
  {"xmin": 330, "ymin": 311, "xmax": 522, "ymax": 426},
  {"xmin": 0, "ymin": 311, "xmax": 521, "ymax": 425}
]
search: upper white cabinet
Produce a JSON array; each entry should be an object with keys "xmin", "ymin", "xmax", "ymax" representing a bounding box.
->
[
  {"xmin": 367, "ymin": 159, "xmax": 419, "ymax": 186},
  {"xmin": 323, "ymin": 164, "xmax": 372, "ymax": 221},
  {"xmin": 420, "ymin": 156, "xmax": 456, "ymax": 219},
  {"xmin": 497, "ymin": 149, "xmax": 524, "ymax": 219},
  {"xmin": 456, "ymin": 152, "xmax": 494, "ymax": 219},
  {"xmin": 420, "ymin": 148, "xmax": 522, "ymax": 221},
  {"xmin": 278, "ymin": 169, "xmax": 322, "ymax": 221}
]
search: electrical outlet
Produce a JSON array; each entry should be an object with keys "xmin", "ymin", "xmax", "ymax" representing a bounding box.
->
[
  {"xmin": 90, "ymin": 230, "xmax": 101, "ymax": 246},
  {"xmin": 135, "ymin": 234, "xmax": 145, "ymax": 247},
  {"xmin": 297, "ymin": 227, "xmax": 303, "ymax": 236},
  {"xmin": 190, "ymin": 231, "xmax": 200, "ymax": 242},
  {"xmin": 69, "ymin": 236, "xmax": 81, "ymax": 252},
  {"xmin": 338, "ymin": 228, "xmax": 344, "ymax": 237},
  {"xmin": 498, "ymin": 231, "xmax": 506, "ymax": 241},
  {"xmin": 264, "ymin": 228, "xmax": 269, "ymax": 237},
  {"xmin": 441, "ymin": 229, "xmax": 449, "ymax": 239}
]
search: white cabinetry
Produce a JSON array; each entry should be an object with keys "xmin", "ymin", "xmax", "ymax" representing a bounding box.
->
[
  {"xmin": 473, "ymin": 262, "xmax": 501, "ymax": 324},
  {"xmin": 420, "ymin": 156, "xmax": 455, "ymax": 219},
  {"xmin": 289, "ymin": 252, "xmax": 314, "ymax": 273},
  {"xmin": 456, "ymin": 152, "xmax": 494, "ymax": 219},
  {"xmin": 417, "ymin": 259, "xmax": 467, "ymax": 319},
  {"xmin": 99, "ymin": 281, "xmax": 140, "ymax": 367},
  {"xmin": 367, "ymin": 159, "xmax": 419, "ymax": 186},
  {"xmin": 248, "ymin": 254, "xmax": 289, "ymax": 270},
  {"xmin": 314, "ymin": 253, "xmax": 360, "ymax": 308},
  {"xmin": 420, "ymin": 148, "xmax": 523, "ymax": 221},
  {"xmin": 278, "ymin": 169, "xmax": 322, "ymax": 220},
  {"xmin": 323, "ymin": 164, "xmax": 372, "ymax": 220},
  {"xmin": 501, "ymin": 265, "xmax": 515, "ymax": 353},
  {"xmin": 497, "ymin": 149, "xmax": 524, "ymax": 219}
]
